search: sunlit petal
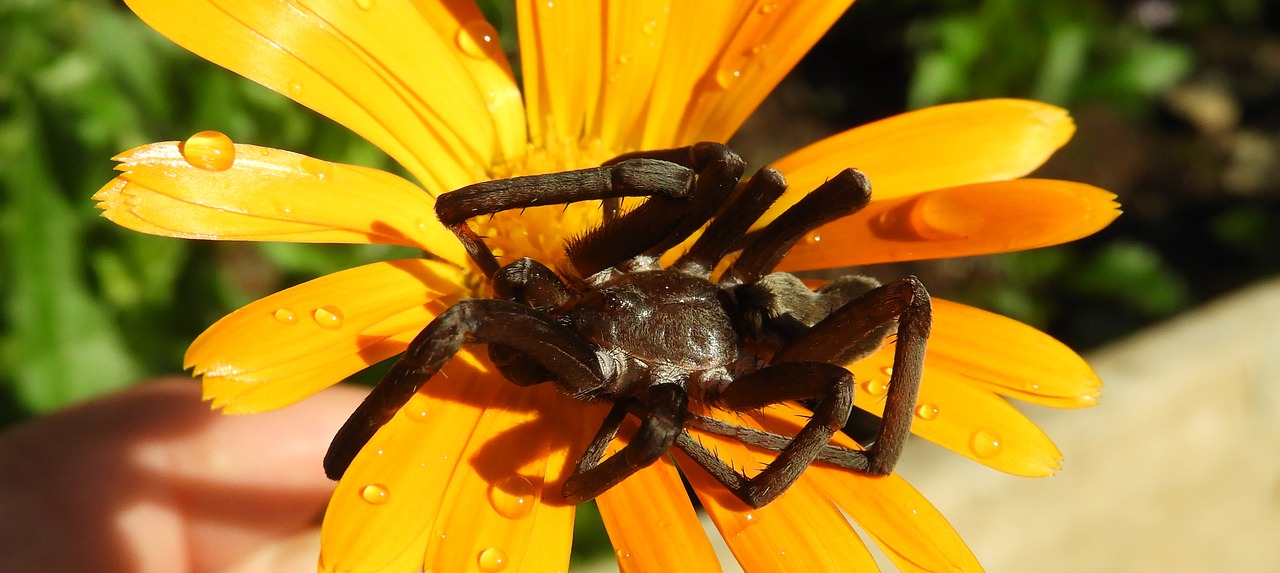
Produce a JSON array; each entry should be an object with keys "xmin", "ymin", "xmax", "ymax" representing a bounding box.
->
[
  {"xmin": 596, "ymin": 423, "xmax": 721, "ymax": 572},
  {"xmin": 320, "ymin": 360, "xmax": 501, "ymax": 573},
  {"xmin": 847, "ymin": 332, "xmax": 1066, "ymax": 477},
  {"xmin": 422, "ymin": 384, "xmax": 576, "ymax": 573},
  {"xmin": 125, "ymin": 0, "xmax": 525, "ymax": 192},
  {"xmin": 756, "ymin": 404, "xmax": 983, "ymax": 573},
  {"xmin": 776, "ymin": 179, "xmax": 1121, "ymax": 270},
  {"xmin": 95, "ymin": 140, "xmax": 469, "ymax": 266},
  {"xmin": 676, "ymin": 0, "xmax": 856, "ymax": 145},
  {"xmin": 517, "ymin": 0, "xmax": 602, "ymax": 149},
  {"xmin": 680, "ymin": 408, "xmax": 879, "ymax": 572},
  {"xmin": 189, "ymin": 259, "xmax": 469, "ymax": 414},
  {"xmin": 593, "ymin": 1, "xmax": 678, "ymax": 152},
  {"xmin": 770, "ymin": 99, "xmax": 1076, "ymax": 217}
]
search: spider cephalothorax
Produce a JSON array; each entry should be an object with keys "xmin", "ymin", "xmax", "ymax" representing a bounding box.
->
[{"xmin": 324, "ymin": 143, "xmax": 931, "ymax": 508}]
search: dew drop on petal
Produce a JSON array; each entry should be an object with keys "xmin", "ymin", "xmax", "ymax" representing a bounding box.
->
[
  {"xmin": 616, "ymin": 53, "xmax": 632, "ymax": 65},
  {"xmin": 360, "ymin": 483, "xmax": 390, "ymax": 505},
  {"xmin": 287, "ymin": 80, "xmax": 303, "ymax": 97},
  {"xmin": 477, "ymin": 547, "xmax": 508, "ymax": 572},
  {"xmin": 181, "ymin": 130, "xmax": 235, "ymax": 172},
  {"xmin": 402, "ymin": 403, "xmax": 430, "ymax": 423},
  {"xmin": 641, "ymin": 19, "xmax": 657, "ymax": 34},
  {"xmin": 863, "ymin": 378, "xmax": 889, "ymax": 397},
  {"xmin": 907, "ymin": 193, "xmax": 985, "ymax": 240},
  {"xmin": 488, "ymin": 475, "xmax": 536, "ymax": 519},
  {"xmin": 759, "ymin": 2, "xmax": 779, "ymax": 14},
  {"xmin": 355, "ymin": 0, "xmax": 374, "ymax": 9},
  {"xmin": 272, "ymin": 308, "xmax": 297, "ymax": 325},
  {"xmin": 915, "ymin": 402, "xmax": 939, "ymax": 421},
  {"xmin": 714, "ymin": 66, "xmax": 742, "ymax": 90},
  {"xmin": 803, "ymin": 233, "xmax": 821, "ymax": 245},
  {"xmin": 300, "ymin": 157, "xmax": 333, "ymax": 180},
  {"xmin": 969, "ymin": 430, "xmax": 1003, "ymax": 459},
  {"xmin": 313, "ymin": 305, "xmax": 345, "ymax": 329},
  {"xmin": 880, "ymin": 366, "xmax": 894, "ymax": 377},
  {"xmin": 456, "ymin": 20, "xmax": 498, "ymax": 60}
]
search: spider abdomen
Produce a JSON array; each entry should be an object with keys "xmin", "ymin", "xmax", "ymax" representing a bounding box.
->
[{"xmin": 569, "ymin": 269, "xmax": 737, "ymax": 372}]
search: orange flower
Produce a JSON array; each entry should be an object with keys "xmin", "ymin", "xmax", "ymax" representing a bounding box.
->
[{"xmin": 96, "ymin": 1, "xmax": 1119, "ymax": 571}]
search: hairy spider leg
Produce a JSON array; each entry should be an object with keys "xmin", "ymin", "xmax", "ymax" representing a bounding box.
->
[
  {"xmin": 678, "ymin": 278, "xmax": 930, "ymax": 506},
  {"xmin": 322, "ymin": 299, "xmax": 605, "ymax": 480},
  {"xmin": 675, "ymin": 361, "xmax": 853, "ymax": 508},
  {"xmin": 561, "ymin": 383, "xmax": 689, "ymax": 503},
  {"xmin": 673, "ymin": 166, "xmax": 788, "ymax": 277},
  {"xmin": 435, "ymin": 159, "xmax": 695, "ymax": 278},
  {"xmin": 724, "ymin": 168, "xmax": 873, "ymax": 285},
  {"xmin": 774, "ymin": 276, "xmax": 932, "ymax": 475},
  {"xmin": 569, "ymin": 142, "xmax": 745, "ymax": 277}
]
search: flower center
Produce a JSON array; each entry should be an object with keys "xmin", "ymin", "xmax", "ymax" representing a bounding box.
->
[{"xmin": 479, "ymin": 139, "xmax": 623, "ymax": 271}]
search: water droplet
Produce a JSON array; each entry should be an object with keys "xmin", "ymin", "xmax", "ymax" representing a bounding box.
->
[
  {"xmin": 477, "ymin": 547, "xmax": 508, "ymax": 571},
  {"xmin": 272, "ymin": 308, "xmax": 297, "ymax": 325},
  {"xmin": 355, "ymin": 0, "xmax": 374, "ymax": 9},
  {"xmin": 313, "ymin": 305, "xmax": 345, "ymax": 329},
  {"xmin": 287, "ymin": 80, "xmax": 303, "ymax": 97},
  {"xmin": 615, "ymin": 548, "xmax": 633, "ymax": 561},
  {"xmin": 714, "ymin": 66, "xmax": 742, "ymax": 90},
  {"xmin": 402, "ymin": 403, "xmax": 430, "ymax": 423},
  {"xmin": 300, "ymin": 157, "xmax": 334, "ymax": 180},
  {"xmin": 456, "ymin": 20, "xmax": 498, "ymax": 60},
  {"xmin": 880, "ymin": 366, "xmax": 894, "ymax": 377},
  {"xmin": 360, "ymin": 483, "xmax": 389, "ymax": 505},
  {"xmin": 180, "ymin": 130, "xmax": 235, "ymax": 172},
  {"xmin": 804, "ymin": 233, "xmax": 821, "ymax": 245},
  {"xmin": 915, "ymin": 402, "xmax": 939, "ymax": 421},
  {"xmin": 969, "ymin": 430, "xmax": 1003, "ymax": 459},
  {"xmin": 863, "ymin": 379, "xmax": 888, "ymax": 397},
  {"xmin": 906, "ymin": 193, "xmax": 984, "ymax": 240},
  {"xmin": 488, "ymin": 475, "xmax": 536, "ymax": 519},
  {"xmin": 641, "ymin": 19, "xmax": 658, "ymax": 34},
  {"xmin": 616, "ymin": 53, "xmax": 632, "ymax": 65},
  {"xmin": 759, "ymin": 2, "xmax": 779, "ymax": 14}
]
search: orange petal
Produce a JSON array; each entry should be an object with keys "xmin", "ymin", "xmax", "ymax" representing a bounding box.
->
[
  {"xmin": 596, "ymin": 423, "xmax": 721, "ymax": 572},
  {"xmin": 676, "ymin": 0, "xmax": 857, "ymax": 145},
  {"xmin": 422, "ymin": 384, "xmax": 577, "ymax": 573},
  {"xmin": 679, "ymin": 408, "xmax": 879, "ymax": 572},
  {"xmin": 592, "ymin": 1, "xmax": 679, "ymax": 152},
  {"xmin": 516, "ymin": 0, "xmax": 602, "ymax": 149},
  {"xmin": 776, "ymin": 178, "xmax": 1120, "ymax": 271},
  {"xmin": 847, "ymin": 335, "xmax": 1065, "ymax": 477},
  {"xmin": 95, "ymin": 140, "xmax": 469, "ymax": 267},
  {"xmin": 755, "ymin": 404, "xmax": 983, "ymax": 573},
  {"xmin": 924, "ymin": 299, "xmax": 1101, "ymax": 408},
  {"xmin": 124, "ymin": 0, "xmax": 524, "ymax": 192},
  {"xmin": 190, "ymin": 259, "xmax": 469, "ymax": 414},
  {"xmin": 320, "ymin": 360, "xmax": 502, "ymax": 573},
  {"xmin": 771, "ymin": 99, "xmax": 1077, "ymax": 216}
]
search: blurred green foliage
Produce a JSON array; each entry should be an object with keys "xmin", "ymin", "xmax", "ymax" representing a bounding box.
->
[{"xmin": 0, "ymin": 0, "xmax": 1269, "ymax": 426}]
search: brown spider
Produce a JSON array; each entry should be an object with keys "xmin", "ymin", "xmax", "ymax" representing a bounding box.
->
[{"xmin": 324, "ymin": 143, "xmax": 930, "ymax": 508}]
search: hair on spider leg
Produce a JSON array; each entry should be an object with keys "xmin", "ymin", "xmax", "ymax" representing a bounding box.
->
[{"xmin": 324, "ymin": 143, "xmax": 931, "ymax": 509}]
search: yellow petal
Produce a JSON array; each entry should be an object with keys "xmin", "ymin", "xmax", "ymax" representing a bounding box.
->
[
  {"xmin": 676, "ymin": 0, "xmax": 857, "ymax": 145},
  {"xmin": 596, "ymin": 423, "xmax": 721, "ymax": 572},
  {"xmin": 776, "ymin": 179, "xmax": 1120, "ymax": 270},
  {"xmin": 320, "ymin": 360, "xmax": 501, "ymax": 573},
  {"xmin": 770, "ymin": 99, "xmax": 1077, "ymax": 218},
  {"xmin": 190, "ymin": 259, "xmax": 469, "ymax": 414},
  {"xmin": 847, "ymin": 333, "xmax": 1065, "ymax": 477},
  {"xmin": 422, "ymin": 384, "xmax": 576, "ymax": 573},
  {"xmin": 680, "ymin": 408, "xmax": 879, "ymax": 572},
  {"xmin": 592, "ymin": 1, "xmax": 678, "ymax": 152},
  {"xmin": 923, "ymin": 298, "xmax": 1101, "ymax": 408},
  {"xmin": 125, "ymin": 0, "xmax": 524, "ymax": 191},
  {"xmin": 756, "ymin": 404, "xmax": 983, "ymax": 573},
  {"xmin": 95, "ymin": 140, "xmax": 469, "ymax": 267},
  {"xmin": 516, "ymin": 0, "xmax": 602, "ymax": 149}
]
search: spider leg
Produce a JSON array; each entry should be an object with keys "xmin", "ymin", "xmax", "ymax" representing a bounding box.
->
[
  {"xmin": 568, "ymin": 143, "xmax": 745, "ymax": 277},
  {"xmin": 674, "ymin": 167, "xmax": 788, "ymax": 277},
  {"xmin": 323, "ymin": 299, "xmax": 604, "ymax": 480},
  {"xmin": 436, "ymin": 159, "xmax": 695, "ymax": 278},
  {"xmin": 776, "ymin": 276, "xmax": 932, "ymax": 475},
  {"xmin": 675, "ymin": 361, "xmax": 853, "ymax": 508},
  {"xmin": 561, "ymin": 383, "xmax": 688, "ymax": 503},
  {"xmin": 725, "ymin": 168, "xmax": 872, "ymax": 285},
  {"xmin": 684, "ymin": 412, "xmax": 873, "ymax": 470}
]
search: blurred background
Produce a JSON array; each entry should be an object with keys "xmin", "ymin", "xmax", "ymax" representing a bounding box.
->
[{"xmin": 1, "ymin": 0, "xmax": 1277, "ymax": 570}]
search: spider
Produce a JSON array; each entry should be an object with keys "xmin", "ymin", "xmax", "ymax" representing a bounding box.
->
[{"xmin": 323, "ymin": 142, "xmax": 930, "ymax": 509}]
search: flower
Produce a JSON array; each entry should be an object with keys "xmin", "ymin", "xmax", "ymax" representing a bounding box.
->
[{"xmin": 95, "ymin": 1, "xmax": 1120, "ymax": 572}]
